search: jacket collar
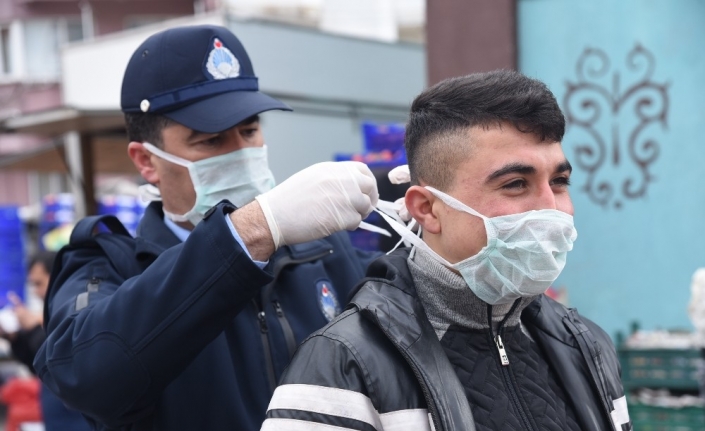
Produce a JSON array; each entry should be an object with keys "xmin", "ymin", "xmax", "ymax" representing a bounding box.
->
[
  {"xmin": 135, "ymin": 202, "xmax": 182, "ymax": 260},
  {"xmin": 352, "ymin": 249, "xmax": 477, "ymax": 431}
]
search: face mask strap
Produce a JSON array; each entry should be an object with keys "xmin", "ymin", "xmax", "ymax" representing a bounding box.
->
[
  {"xmin": 374, "ymin": 209, "xmax": 453, "ymax": 267},
  {"xmin": 425, "ymin": 186, "xmax": 486, "ymax": 220},
  {"xmin": 143, "ymin": 142, "xmax": 192, "ymax": 168},
  {"xmin": 138, "ymin": 184, "xmax": 162, "ymax": 203}
]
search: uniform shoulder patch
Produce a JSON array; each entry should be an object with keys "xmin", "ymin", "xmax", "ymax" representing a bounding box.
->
[{"xmin": 316, "ymin": 280, "xmax": 341, "ymax": 322}]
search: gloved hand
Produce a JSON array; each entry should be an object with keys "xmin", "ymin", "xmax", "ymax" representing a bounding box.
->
[
  {"xmin": 255, "ymin": 161, "xmax": 378, "ymax": 249},
  {"xmin": 388, "ymin": 165, "xmax": 411, "ymax": 221}
]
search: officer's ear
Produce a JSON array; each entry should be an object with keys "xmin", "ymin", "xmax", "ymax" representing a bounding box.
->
[
  {"xmin": 405, "ymin": 185, "xmax": 441, "ymax": 234},
  {"xmin": 127, "ymin": 142, "xmax": 159, "ymax": 184}
]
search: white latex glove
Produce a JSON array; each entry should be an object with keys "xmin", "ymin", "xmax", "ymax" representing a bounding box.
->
[
  {"xmin": 387, "ymin": 165, "xmax": 411, "ymax": 221},
  {"xmin": 255, "ymin": 161, "xmax": 378, "ymax": 249},
  {"xmin": 388, "ymin": 164, "xmax": 411, "ymax": 185}
]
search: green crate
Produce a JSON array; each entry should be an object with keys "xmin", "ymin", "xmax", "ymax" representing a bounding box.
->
[
  {"xmin": 629, "ymin": 403, "xmax": 705, "ymax": 431},
  {"xmin": 618, "ymin": 348, "xmax": 703, "ymax": 391}
]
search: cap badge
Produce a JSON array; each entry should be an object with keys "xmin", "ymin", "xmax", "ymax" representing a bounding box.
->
[{"xmin": 206, "ymin": 38, "xmax": 240, "ymax": 80}]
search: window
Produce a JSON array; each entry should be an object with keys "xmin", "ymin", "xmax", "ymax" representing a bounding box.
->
[
  {"xmin": 23, "ymin": 17, "xmax": 83, "ymax": 80},
  {"xmin": 0, "ymin": 27, "xmax": 10, "ymax": 75}
]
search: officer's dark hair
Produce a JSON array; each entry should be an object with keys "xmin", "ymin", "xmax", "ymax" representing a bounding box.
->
[
  {"xmin": 124, "ymin": 113, "xmax": 175, "ymax": 148},
  {"xmin": 28, "ymin": 250, "xmax": 57, "ymax": 274},
  {"xmin": 124, "ymin": 113, "xmax": 262, "ymax": 147},
  {"xmin": 405, "ymin": 69, "xmax": 565, "ymax": 190}
]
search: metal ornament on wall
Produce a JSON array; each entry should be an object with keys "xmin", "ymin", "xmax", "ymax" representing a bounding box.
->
[{"xmin": 563, "ymin": 44, "xmax": 669, "ymax": 209}]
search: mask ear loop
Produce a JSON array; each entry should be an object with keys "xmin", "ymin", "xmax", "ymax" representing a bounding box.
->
[{"xmin": 377, "ymin": 210, "xmax": 419, "ymax": 255}]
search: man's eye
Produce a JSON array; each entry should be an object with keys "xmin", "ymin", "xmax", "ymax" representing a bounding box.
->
[
  {"xmin": 241, "ymin": 128, "xmax": 257, "ymax": 137},
  {"xmin": 502, "ymin": 179, "xmax": 526, "ymax": 189},
  {"xmin": 551, "ymin": 176, "xmax": 571, "ymax": 187},
  {"xmin": 205, "ymin": 136, "xmax": 222, "ymax": 145}
]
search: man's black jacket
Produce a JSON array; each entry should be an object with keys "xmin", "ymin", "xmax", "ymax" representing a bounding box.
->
[{"xmin": 263, "ymin": 249, "xmax": 631, "ymax": 431}]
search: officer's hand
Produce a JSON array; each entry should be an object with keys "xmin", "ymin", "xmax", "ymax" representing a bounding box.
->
[{"xmin": 255, "ymin": 161, "xmax": 378, "ymax": 249}]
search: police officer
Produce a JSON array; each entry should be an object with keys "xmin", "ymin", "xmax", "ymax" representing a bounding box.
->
[{"xmin": 34, "ymin": 25, "xmax": 380, "ymax": 431}]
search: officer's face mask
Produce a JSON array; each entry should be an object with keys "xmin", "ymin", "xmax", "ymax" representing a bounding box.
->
[
  {"xmin": 376, "ymin": 186, "xmax": 578, "ymax": 305},
  {"xmin": 139, "ymin": 143, "xmax": 275, "ymax": 226}
]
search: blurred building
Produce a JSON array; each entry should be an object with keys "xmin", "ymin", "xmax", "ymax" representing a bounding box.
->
[
  {"xmin": 0, "ymin": 1, "xmax": 426, "ymax": 217},
  {"xmin": 0, "ymin": 0, "xmax": 199, "ymax": 208}
]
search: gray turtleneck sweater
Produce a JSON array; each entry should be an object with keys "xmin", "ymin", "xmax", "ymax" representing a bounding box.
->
[
  {"xmin": 406, "ymin": 247, "xmax": 582, "ymax": 431},
  {"xmin": 406, "ymin": 246, "xmax": 537, "ymax": 340}
]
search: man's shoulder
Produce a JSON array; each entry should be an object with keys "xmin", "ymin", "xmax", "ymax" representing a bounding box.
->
[
  {"xmin": 304, "ymin": 299, "xmax": 404, "ymax": 362},
  {"xmin": 525, "ymin": 295, "xmax": 615, "ymax": 351},
  {"xmin": 311, "ymin": 306, "xmax": 384, "ymax": 348}
]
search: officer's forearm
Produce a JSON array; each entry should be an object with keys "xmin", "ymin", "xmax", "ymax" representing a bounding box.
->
[{"xmin": 229, "ymin": 202, "xmax": 275, "ymax": 261}]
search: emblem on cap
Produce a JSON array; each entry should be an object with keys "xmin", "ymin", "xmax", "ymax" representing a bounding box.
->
[
  {"xmin": 206, "ymin": 38, "xmax": 240, "ymax": 80},
  {"xmin": 140, "ymin": 99, "xmax": 150, "ymax": 112},
  {"xmin": 316, "ymin": 280, "xmax": 341, "ymax": 322}
]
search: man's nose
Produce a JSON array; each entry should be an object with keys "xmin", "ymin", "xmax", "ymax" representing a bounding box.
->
[{"xmin": 535, "ymin": 184, "xmax": 558, "ymax": 210}]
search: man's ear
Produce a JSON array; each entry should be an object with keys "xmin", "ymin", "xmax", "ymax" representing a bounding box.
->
[
  {"xmin": 127, "ymin": 142, "xmax": 158, "ymax": 184},
  {"xmin": 405, "ymin": 185, "xmax": 442, "ymax": 234}
]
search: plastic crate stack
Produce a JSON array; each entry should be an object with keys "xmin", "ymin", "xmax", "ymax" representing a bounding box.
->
[
  {"xmin": 619, "ymin": 334, "xmax": 705, "ymax": 430},
  {"xmin": 0, "ymin": 206, "xmax": 26, "ymax": 308},
  {"xmin": 97, "ymin": 195, "xmax": 147, "ymax": 237},
  {"xmin": 40, "ymin": 193, "xmax": 76, "ymax": 251}
]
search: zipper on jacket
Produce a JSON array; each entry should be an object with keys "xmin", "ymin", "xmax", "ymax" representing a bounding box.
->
[
  {"xmin": 495, "ymin": 335, "xmax": 509, "ymax": 366},
  {"xmin": 487, "ymin": 302, "xmax": 537, "ymax": 431},
  {"xmin": 272, "ymin": 300, "xmax": 297, "ymax": 358},
  {"xmin": 260, "ymin": 247, "xmax": 334, "ymax": 359},
  {"xmin": 253, "ymin": 299, "xmax": 277, "ymax": 393}
]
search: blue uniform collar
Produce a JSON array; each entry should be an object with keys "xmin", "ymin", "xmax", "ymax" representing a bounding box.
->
[{"xmin": 134, "ymin": 202, "xmax": 182, "ymax": 259}]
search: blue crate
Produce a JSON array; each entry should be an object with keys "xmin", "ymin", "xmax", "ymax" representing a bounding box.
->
[
  {"xmin": 0, "ymin": 205, "xmax": 25, "ymax": 301},
  {"xmin": 362, "ymin": 122, "xmax": 406, "ymax": 153}
]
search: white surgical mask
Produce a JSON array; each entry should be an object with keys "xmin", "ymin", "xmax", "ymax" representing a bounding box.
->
[
  {"xmin": 376, "ymin": 186, "xmax": 578, "ymax": 305},
  {"xmin": 139, "ymin": 143, "xmax": 275, "ymax": 226}
]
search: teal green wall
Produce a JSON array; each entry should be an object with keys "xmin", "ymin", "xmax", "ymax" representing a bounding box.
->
[{"xmin": 518, "ymin": 0, "xmax": 705, "ymax": 337}]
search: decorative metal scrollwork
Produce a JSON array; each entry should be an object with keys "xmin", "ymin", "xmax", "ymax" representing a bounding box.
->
[{"xmin": 563, "ymin": 44, "xmax": 669, "ymax": 209}]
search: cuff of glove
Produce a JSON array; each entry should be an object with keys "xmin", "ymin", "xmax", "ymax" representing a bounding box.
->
[{"xmin": 254, "ymin": 194, "xmax": 284, "ymax": 250}]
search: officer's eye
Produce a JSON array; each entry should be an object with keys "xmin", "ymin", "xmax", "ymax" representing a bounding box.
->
[
  {"xmin": 204, "ymin": 135, "xmax": 223, "ymax": 146},
  {"xmin": 240, "ymin": 127, "xmax": 258, "ymax": 137}
]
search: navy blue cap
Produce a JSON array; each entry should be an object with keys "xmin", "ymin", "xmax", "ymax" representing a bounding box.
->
[{"xmin": 120, "ymin": 25, "xmax": 291, "ymax": 133}]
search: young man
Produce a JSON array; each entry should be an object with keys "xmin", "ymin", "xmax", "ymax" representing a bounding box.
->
[
  {"xmin": 262, "ymin": 71, "xmax": 631, "ymax": 431},
  {"xmin": 34, "ymin": 25, "xmax": 380, "ymax": 431}
]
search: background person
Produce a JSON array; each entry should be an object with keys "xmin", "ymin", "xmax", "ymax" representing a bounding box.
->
[
  {"xmin": 0, "ymin": 251, "xmax": 91, "ymax": 431},
  {"xmin": 1, "ymin": 252, "xmax": 54, "ymax": 371}
]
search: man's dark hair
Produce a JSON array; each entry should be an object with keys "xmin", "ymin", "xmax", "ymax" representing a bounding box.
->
[
  {"xmin": 28, "ymin": 250, "xmax": 57, "ymax": 274},
  {"xmin": 124, "ymin": 113, "xmax": 175, "ymax": 147},
  {"xmin": 404, "ymin": 70, "xmax": 566, "ymax": 189}
]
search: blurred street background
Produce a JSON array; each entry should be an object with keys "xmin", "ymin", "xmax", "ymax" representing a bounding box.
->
[{"xmin": 0, "ymin": 0, "xmax": 704, "ymax": 429}]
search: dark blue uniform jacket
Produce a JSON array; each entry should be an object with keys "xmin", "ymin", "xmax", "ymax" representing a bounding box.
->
[{"xmin": 34, "ymin": 201, "xmax": 378, "ymax": 431}]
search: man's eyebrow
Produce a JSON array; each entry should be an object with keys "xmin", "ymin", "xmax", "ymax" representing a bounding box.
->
[
  {"xmin": 486, "ymin": 163, "xmax": 535, "ymax": 183},
  {"xmin": 485, "ymin": 160, "xmax": 573, "ymax": 183},
  {"xmin": 187, "ymin": 129, "xmax": 217, "ymax": 142},
  {"xmin": 556, "ymin": 160, "xmax": 572, "ymax": 174}
]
